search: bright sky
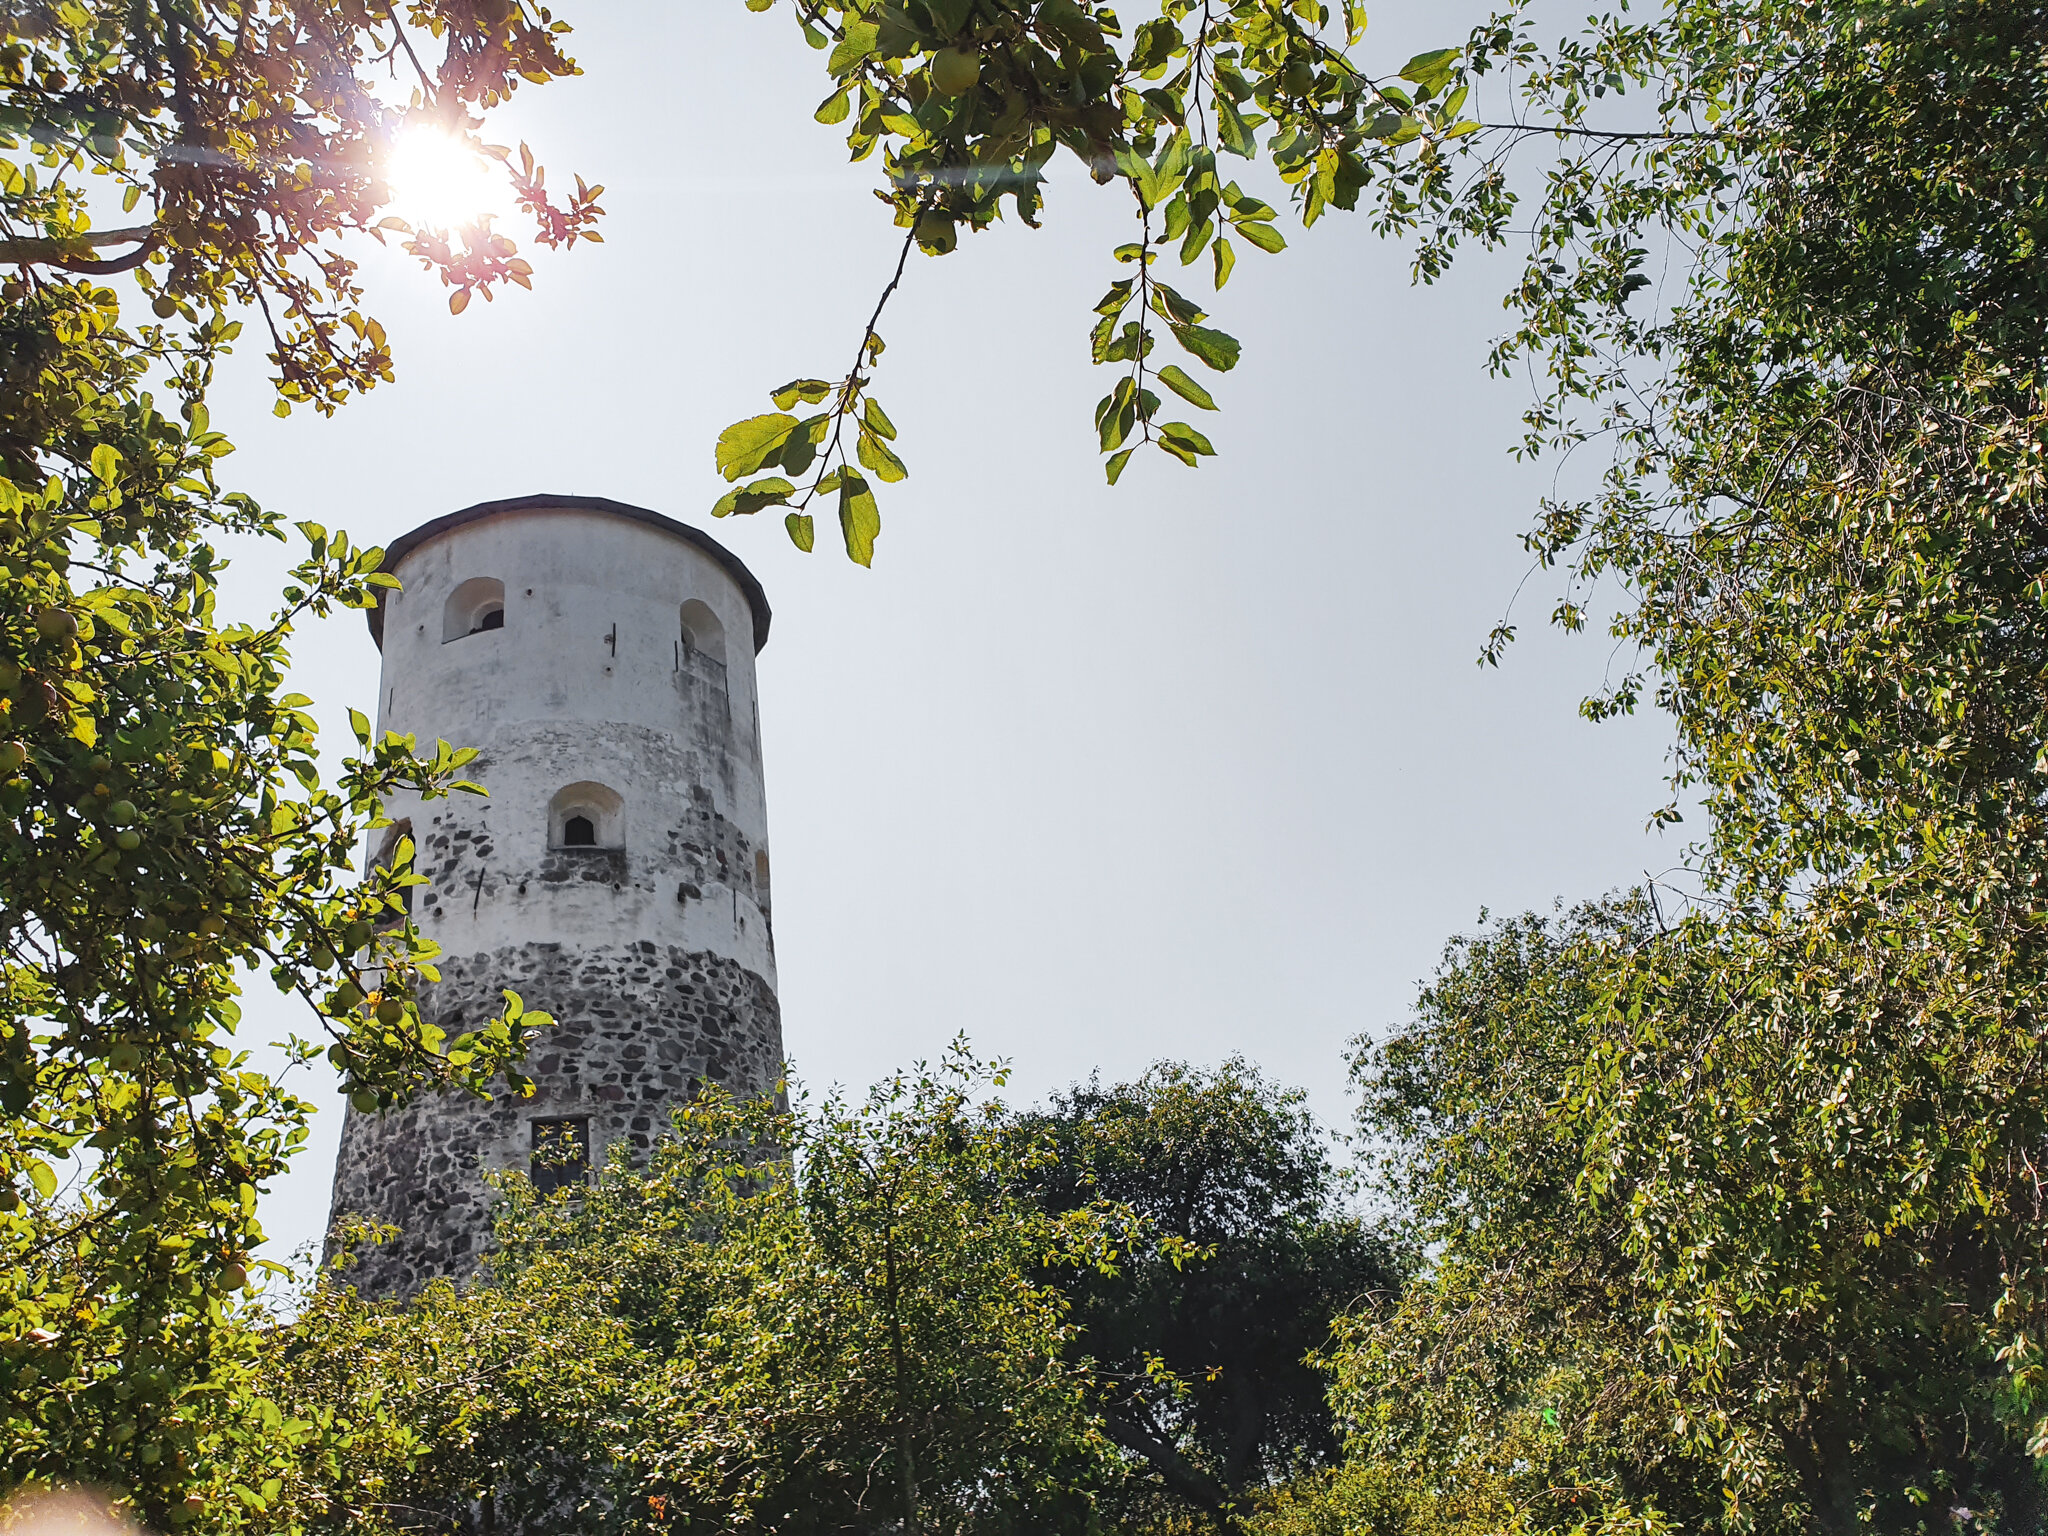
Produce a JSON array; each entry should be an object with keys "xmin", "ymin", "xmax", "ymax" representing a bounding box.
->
[{"xmin": 207, "ymin": 1, "xmax": 1678, "ymax": 1265}]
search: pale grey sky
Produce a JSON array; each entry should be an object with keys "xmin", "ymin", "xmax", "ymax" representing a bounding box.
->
[{"xmin": 206, "ymin": 2, "xmax": 1677, "ymax": 1263}]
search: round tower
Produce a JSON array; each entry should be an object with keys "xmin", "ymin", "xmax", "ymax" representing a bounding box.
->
[{"xmin": 326, "ymin": 495, "xmax": 782, "ymax": 1296}]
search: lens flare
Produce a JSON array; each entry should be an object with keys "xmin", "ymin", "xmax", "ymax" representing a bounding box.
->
[{"xmin": 384, "ymin": 129, "xmax": 504, "ymax": 229}]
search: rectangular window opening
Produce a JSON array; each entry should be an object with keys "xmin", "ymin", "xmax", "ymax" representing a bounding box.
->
[{"xmin": 530, "ymin": 1116, "xmax": 590, "ymax": 1196}]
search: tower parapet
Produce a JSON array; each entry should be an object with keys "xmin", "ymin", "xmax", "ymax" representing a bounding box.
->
[{"xmin": 326, "ymin": 495, "xmax": 783, "ymax": 1296}]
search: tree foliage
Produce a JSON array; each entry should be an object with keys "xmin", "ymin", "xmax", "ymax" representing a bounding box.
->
[
  {"xmin": 1019, "ymin": 1059, "xmax": 1402, "ymax": 1531},
  {"xmin": 1258, "ymin": 1, "xmax": 2048, "ymax": 1527},
  {"xmin": 258, "ymin": 1051, "xmax": 1136, "ymax": 1535},
  {"xmin": 0, "ymin": 2, "xmax": 598, "ymax": 1523}
]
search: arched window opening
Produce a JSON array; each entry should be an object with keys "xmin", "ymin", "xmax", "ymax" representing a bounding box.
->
[
  {"xmin": 443, "ymin": 577, "xmax": 507, "ymax": 643},
  {"xmin": 548, "ymin": 782, "xmax": 624, "ymax": 850},
  {"xmin": 679, "ymin": 599, "xmax": 727, "ymax": 666}
]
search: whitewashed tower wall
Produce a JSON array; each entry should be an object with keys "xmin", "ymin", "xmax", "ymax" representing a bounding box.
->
[{"xmin": 326, "ymin": 495, "xmax": 783, "ymax": 1296}]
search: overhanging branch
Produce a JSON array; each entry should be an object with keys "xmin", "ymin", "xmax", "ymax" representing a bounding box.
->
[{"xmin": 0, "ymin": 224, "xmax": 158, "ymax": 273}]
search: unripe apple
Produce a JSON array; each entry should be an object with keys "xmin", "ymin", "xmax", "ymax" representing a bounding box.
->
[
  {"xmin": 33, "ymin": 607, "xmax": 76, "ymax": 643},
  {"xmin": 931, "ymin": 45, "xmax": 980, "ymax": 96},
  {"xmin": 375, "ymin": 996, "xmax": 406, "ymax": 1026}
]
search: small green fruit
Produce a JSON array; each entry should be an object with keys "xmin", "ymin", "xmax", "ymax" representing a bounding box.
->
[
  {"xmin": 108, "ymin": 1042, "xmax": 141, "ymax": 1073},
  {"xmin": 344, "ymin": 919, "xmax": 375, "ymax": 951},
  {"xmin": 196, "ymin": 913, "xmax": 225, "ymax": 937},
  {"xmin": 332, "ymin": 981, "xmax": 365, "ymax": 1011},
  {"xmin": 0, "ymin": 742, "xmax": 23, "ymax": 774},
  {"xmin": 375, "ymin": 996, "xmax": 406, "ymax": 1026},
  {"xmin": 0, "ymin": 660, "xmax": 19, "ymax": 691},
  {"xmin": 915, "ymin": 211, "xmax": 958, "ymax": 254},
  {"xmin": 220, "ymin": 1262, "xmax": 248, "ymax": 1291},
  {"xmin": 33, "ymin": 607, "xmax": 76, "ymax": 643},
  {"xmin": 0, "ymin": 1187, "xmax": 19, "ymax": 1212},
  {"xmin": 114, "ymin": 828, "xmax": 141, "ymax": 851},
  {"xmin": 930, "ymin": 45, "xmax": 980, "ymax": 96},
  {"xmin": 349, "ymin": 1090, "xmax": 378, "ymax": 1114},
  {"xmin": 108, "ymin": 799, "xmax": 137, "ymax": 825},
  {"xmin": 308, "ymin": 944, "xmax": 336, "ymax": 971}
]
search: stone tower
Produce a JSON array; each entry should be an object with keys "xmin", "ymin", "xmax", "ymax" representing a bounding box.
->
[{"xmin": 326, "ymin": 494, "xmax": 783, "ymax": 1296}]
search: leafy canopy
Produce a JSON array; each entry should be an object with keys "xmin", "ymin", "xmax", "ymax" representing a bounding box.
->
[{"xmin": 0, "ymin": 1, "xmax": 597, "ymax": 1524}]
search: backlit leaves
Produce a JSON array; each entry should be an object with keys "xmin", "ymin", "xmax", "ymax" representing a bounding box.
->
[
  {"xmin": 724, "ymin": 0, "xmax": 1478, "ymax": 557},
  {"xmin": 0, "ymin": 0, "xmax": 590, "ymax": 1522}
]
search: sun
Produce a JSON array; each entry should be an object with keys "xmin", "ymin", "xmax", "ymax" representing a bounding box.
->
[{"xmin": 383, "ymin": 129, "xmax": 506, "ymax": 230}]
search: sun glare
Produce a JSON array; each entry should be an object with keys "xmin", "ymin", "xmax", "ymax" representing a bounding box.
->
[{"xmin": 384, "ymin": 129, "xmax": 506, "ymax": 230}]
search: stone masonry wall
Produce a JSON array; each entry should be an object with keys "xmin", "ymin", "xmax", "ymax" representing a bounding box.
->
[{"xmin": 328, "ymin": 941, "xmax": 783, "ymax": 1297}]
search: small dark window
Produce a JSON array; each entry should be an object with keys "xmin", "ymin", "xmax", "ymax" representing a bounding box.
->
[
  {"xmin": 531, "ymin": 1117, "xmax": 589, "ymax": 1196},
  {"xmin": 563, "ymin": 814, "xmax": 595, "ymax": 847},
  {"xmin": 475, "ymin": 606, "xmax": 505, "ymax": 633}
]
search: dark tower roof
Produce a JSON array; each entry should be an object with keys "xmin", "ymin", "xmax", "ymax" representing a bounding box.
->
[{"xmin": 365, "ymin": 494, "xmax": 773, "ymax": 652}]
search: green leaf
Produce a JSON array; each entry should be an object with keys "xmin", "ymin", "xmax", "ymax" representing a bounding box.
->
[
  {"xmin": 1236, "ymin": 220, "xmax": 1287, "ymax": 254},
  {"xmin": 1398, "ymin": 48, "xmax": 1461, "ymax": 93},
  {"xmin": 1213, "ymin": 235, "xmax": 1236, "ymax": 289},
  {"xmin": 828, "ymin": 19, "xmax": 880, "ymax": 76},
  {"xmin": 777, "ymin": 415, "xmax": 828, "ymax": 478},
  {"xmin": 815, "ymin": 90, "xmax": 852, "ymax": 125},
  {"xmin": 857, "ymin": 429, "xmax": 910, "ymax": 483},
  {"xmin": 27, "ymin": 1160, "xmax": 55, "ymax": 1199},
  {"xmin": 1160, "ymin": 421, "xmax": 1216, "ymax": 456},
  {"xmin": 1095, "ymin": 278, "xmax": 1136, "ymax": 316},
  {"xmin": 90, "ymin": 444, "xmax": 121, "ymax": 485},
  {"xmin": 771, "ymin": 379, "xmax": 833, "ymax": 408},
  {"xmin": 1171, "ymin": 323, "xmax": 1242, "ymax": 372},
  {"xmin": 1106, "ymin": 447, "xmax": 1135, "ymax": 484},
  {"xmin": 712, "ymin": 477, "xmax": 798, "ymax": 517},
  {"xmin": 786, "ymin": 512, "xmax": 816, "ymax": 552},
  {"xmin": 1216, "ymin": 96, "xmax": 1257, "ymax": 158},
  {"xmin": 1157, "ymin": 365, "xmax": 1218, "ymax": 410},
  {"xmin": 716, "ymin": 414, "xmax": 801, "ymax": 481},
  {"xmin": 839, "ymin": 473, "xmax": 881, "ymax": 567},
  {"xmin": 862, "ymin": 397, "xmax": 899, "ymax": 441}
]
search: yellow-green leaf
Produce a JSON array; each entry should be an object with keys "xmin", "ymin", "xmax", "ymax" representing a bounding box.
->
[
  {"xmin": 715, "ymin": 414, "xmax": 801, "ymax": 481},
  {"xmin": 1157, "ymin": 365, "xmax": 1218, "ymax": 410},
  {"xmin": 838, "ymin": 473, "xmax": 881, "ymax": 567}
]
